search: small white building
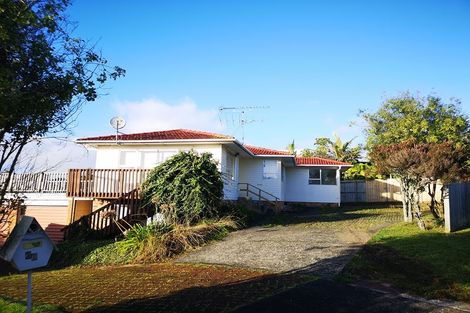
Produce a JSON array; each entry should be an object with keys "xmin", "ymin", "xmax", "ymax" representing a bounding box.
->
[{"xmin": 77, "ymin": 129, "xmax": 351, "ymax": 206}]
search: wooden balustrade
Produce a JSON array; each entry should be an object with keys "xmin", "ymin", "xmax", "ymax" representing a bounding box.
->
[
  {"xmin": 63, "ymin": 188, "xmax": 151, "ymax": 240},
  {"xmin": 0, "ymin": 172, "xmax": 68, "ymax": 193},
  {"xmin": 66, "ymin": 169, "xmax": 151, "ymax": 198}
]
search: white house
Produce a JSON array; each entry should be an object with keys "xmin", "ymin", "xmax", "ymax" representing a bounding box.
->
[{"xmin": 76, "ymin": 129, "xmax": 351, "ymax": 206}]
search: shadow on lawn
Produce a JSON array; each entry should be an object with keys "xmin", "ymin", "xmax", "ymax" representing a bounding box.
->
[
  {"xmin": 342, "ymin": 227, "xmax": 470, "ymax": 302},
  {"xmin": 79, "ymin": 251, "xmax": 441, "ymax": 313}
]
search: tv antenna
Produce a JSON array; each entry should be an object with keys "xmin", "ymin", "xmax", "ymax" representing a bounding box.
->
[
  {"xmin": 109, "ymin": 116, "xmax": 126, "ymax": 141},
  {"xmin": 218, "ymin": 106, "xmax": 269, "ymax": 143}
]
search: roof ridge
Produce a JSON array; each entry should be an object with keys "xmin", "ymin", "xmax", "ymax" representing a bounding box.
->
[
  {"xmin": 243, "ymin": 144, "xmax": 293, "ymax": 156},
  {"xmin": 77, "ymin": 128, "xmax": 234, "ymax": 141}
]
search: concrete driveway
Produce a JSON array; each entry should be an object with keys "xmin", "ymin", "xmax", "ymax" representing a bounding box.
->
[
  {"xmin": 178, "ymin": 206, "xmax": 402, "ymax": 277},
  {"xmin": 178, "ymin": 224, "xmax": 369, "ymax": 277}
]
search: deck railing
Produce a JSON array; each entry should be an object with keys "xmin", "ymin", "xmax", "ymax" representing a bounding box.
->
[
  {"xmin": 66, "ymin": 169, "xmax": 151, "ymax": 198},
  {"xmin": 0, "ymin": 172, "xmax": 68, "ymax": 193},
  {"xmin": 63, "ymin": 188, "xmax": 152, "ymax": 240}
]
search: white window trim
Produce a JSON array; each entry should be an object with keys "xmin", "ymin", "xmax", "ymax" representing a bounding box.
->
[{"xmin": 263, "ymin": 160, "xmax": 278, "ymax": 180}]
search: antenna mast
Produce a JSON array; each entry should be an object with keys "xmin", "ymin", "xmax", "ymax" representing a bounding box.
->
[{"xmin": 218, "ymin": 106, "xmax": 269, "ymax": 143}]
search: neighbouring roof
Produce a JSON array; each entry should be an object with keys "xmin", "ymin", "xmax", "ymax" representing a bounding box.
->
[
  {"xmin": 243, "ymin": 145, "xmax": 293, "ymax": 156},
  {"xmin": 77, "ymin": 129, "xmax": 234, "ymax": 141},
  {"xmin": 295, "ymin": 157, "xmax": 351, "ymax": 166}
]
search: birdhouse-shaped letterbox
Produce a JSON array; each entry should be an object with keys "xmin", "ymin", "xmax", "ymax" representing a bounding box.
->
[{"xmin": 0, "ymin": 216, "xmax": 56, "ymax": 272}]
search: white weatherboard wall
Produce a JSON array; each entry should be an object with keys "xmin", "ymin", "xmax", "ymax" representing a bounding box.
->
[
  {"xmin": 285, "ymin": 167, "xmax": 340, "ymax": 204},
  {"xmin": 94, "ymin": 144, "xmax": 223, "ymax": 170},
  {"xmin": 92, "ymin": 143, "xmax": 243, "ymax": 200},
  {"xmin": 238, "ymin": 158, "xmax": 283, "ymax": 200}
]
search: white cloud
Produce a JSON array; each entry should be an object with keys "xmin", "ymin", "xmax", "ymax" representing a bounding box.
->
[
  {"xmin": 112, "ymin": 97, "xmax": 224, "ymax": 133},
  {"xmin": 16, "ymin": 138, "xmax": 95, "ymax": 172}
]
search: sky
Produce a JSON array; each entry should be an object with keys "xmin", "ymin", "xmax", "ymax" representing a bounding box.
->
[{"xmin": 30, "ymin": 0, "xmax": 470, "ymax": 170}]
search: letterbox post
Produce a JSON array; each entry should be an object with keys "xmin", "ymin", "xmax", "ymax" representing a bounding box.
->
[
  {"xmin": 27, "ymin": 270, "xmax": 32, "ymax": 313},
  {"xmin": 0, "ymin": 216, "xmax": 57, "ymax": 313}
]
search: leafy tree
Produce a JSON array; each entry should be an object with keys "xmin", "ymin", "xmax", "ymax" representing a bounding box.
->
[
  {"xmin": 286, "ymin": 140, "xmax": 296, "ymax": 155},
  {"xmin": 0, "ymin": 0, "xmax": 125, "ymax": 206},
  {"xmin": 310, "ymin": 135, "xmax": 361, "ymax": 163},
  {"xmin": 343, "ymin": 163, "xmax": 383, "ymax": 180},
  {"xmin": 370, "ymin": 140, "xmax": 428, "ymax": 228},
  {"xmin": 300, "ymin": 148, "xmax": 314, "ymax": 157},
  {"xmin": 141, "ymin": 151, "xmax": 224, "ymax": 225},
  {"xmin": 420, "ymin": 142, "xmax": 468, "ymax": 218},
  {"xmin": 363, "ymin": 93, "xmax": 470, "ymax": 215}
]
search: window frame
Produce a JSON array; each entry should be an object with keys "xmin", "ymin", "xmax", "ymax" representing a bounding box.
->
[
  {"xmin": 263, "ymin": 160, "xmax": 278, "ymax": 180},
  {"xmin": 308, "ymin": 168, "xmax": 337, "ymax": 185}
]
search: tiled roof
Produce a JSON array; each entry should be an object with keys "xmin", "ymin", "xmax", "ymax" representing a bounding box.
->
[
  {"xmin": 243, "ymin": 145, "xmax": 293, "ymax": 156},
  {"xmin": 77, "ymin": 129, "xmax": 234, "ymax": 141},
  {"xmin": 295, "ymin": 157, "xmax": 351, "ymax": 166}
]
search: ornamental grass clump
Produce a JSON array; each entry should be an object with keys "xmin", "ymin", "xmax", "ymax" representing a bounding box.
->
[
  {"xmin": 141, "ymin": 151, "xmax": 224, "ymax": 225},
  {"xmin": 118, "ymin": 217, "xmax": 238, "ymax": 263}
]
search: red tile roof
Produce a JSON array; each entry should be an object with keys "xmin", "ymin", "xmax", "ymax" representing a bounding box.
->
[
  {"xmin": 77, "ymin": 129, "xmax": 234, "ymax": 141},
  {"xmin": 295, "ymin": 157, "xmax": 351, "ymax": 166},
  {"xmin": 243, "ymin": 145, "xmax": 293, "ymax": 156}
]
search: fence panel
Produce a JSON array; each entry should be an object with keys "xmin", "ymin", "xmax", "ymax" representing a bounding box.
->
[
  {"xmin": 444, "ymin": 182, "xmax": 470, "ymax": 232},
  {"xmin": 341, "ymin": 179, "xmax": 442, "ymax": 204}
]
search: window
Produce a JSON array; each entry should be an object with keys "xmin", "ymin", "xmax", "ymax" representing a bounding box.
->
[
  {"xmin": 141, "ymin": 151, "xmax": 159, "ymax": 168},
  {"xmin": 160, "ymin": 151, "xmax": 177, "ymax": 164},
  {"xmin": 308, "ymin": 168, "xmax": 337, "ymax": 185},
  {"xmin": 119, "ymin": 151, "xmax": 139, "ymax": 168},
  {"xmin": 321, "ymin": 169, "xmax": 337, "ymax": 185},
  {"xmin": 263, "ymin": 160, "xmax": 278, "ymax": 179},
  {"xmin": 225, "ymin": 153, "xmax": 235, "ymax": 180},
  {"xmin": 308, "ymin": 168, "xmax": 320, "ymax": 184}
]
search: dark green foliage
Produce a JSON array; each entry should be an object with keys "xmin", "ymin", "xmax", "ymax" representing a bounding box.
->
[
  {"xmin": 142, "ymin": 151, "xmax": 224, "ymax": 225},
  {"xmin": 0, "ymin": 0, "xmax": 124, "ymax": 206}
]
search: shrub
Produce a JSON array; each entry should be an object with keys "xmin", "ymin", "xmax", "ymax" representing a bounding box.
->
[
  {"xmin": 141, "ymin": 151, "xmax": 224, "ymax": 225},
  {"xmin": 118, "ymin": 218, "xmax": 238, "ymax": 263}
]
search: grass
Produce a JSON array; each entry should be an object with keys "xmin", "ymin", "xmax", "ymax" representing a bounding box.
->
[
  {"xmin": 0, "ymin": 263, "xmax": 315, "ymax": 312},
  {"xmin": 342, "ymin": 222, "xmax": 470, "ymax": 301},
  {"xmin": 0, "ymin": 297, "xmax": 63, "ymax": 313}
]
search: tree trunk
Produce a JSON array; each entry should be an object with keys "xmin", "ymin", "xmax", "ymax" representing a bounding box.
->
[
  {"xmin": 399, "ymin": 178, "xmax": 413, "ymax": 222},
  {"xmin": 427, "ymin": 182, "xmax": 440, "ymax": 218}
]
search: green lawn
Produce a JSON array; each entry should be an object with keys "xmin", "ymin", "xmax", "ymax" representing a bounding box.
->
[
  {"xmin": 342, "ymin": 222, "xmax": 470, "ymax": 301},
  {"xmin": 0, "ymin": 297, "xmax": 63, "ymax": 313}
]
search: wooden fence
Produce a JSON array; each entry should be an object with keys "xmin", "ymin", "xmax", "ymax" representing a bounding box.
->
[
  {"xmin": 341, "ymin": 179, "xmax": 443, "ymax": 203},
  {"xmin": 444, "ymin": 182, "xmax": 470, "ymax": 232},
  {"xmin": 0, "ymin": 172, "xmax": 67, "ymax": 193}
]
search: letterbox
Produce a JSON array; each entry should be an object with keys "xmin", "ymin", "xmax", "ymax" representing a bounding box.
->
[{"xmin": 0, "ymin": 216, "xmax": 56, "ymax": 272}]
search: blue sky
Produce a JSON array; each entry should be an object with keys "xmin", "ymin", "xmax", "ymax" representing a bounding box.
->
[{"xmin": 63, "ymin": 0, "xmax": 470, "ymax": 152}]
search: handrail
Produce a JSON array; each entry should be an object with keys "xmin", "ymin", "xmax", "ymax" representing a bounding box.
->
[
  {"xmin": 62, "ymin": 188, "xmax": 150, "ymax": 240},
  {"xmin": 238, "ymin": 183, "xmax": 280, "ymax": 202}
]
